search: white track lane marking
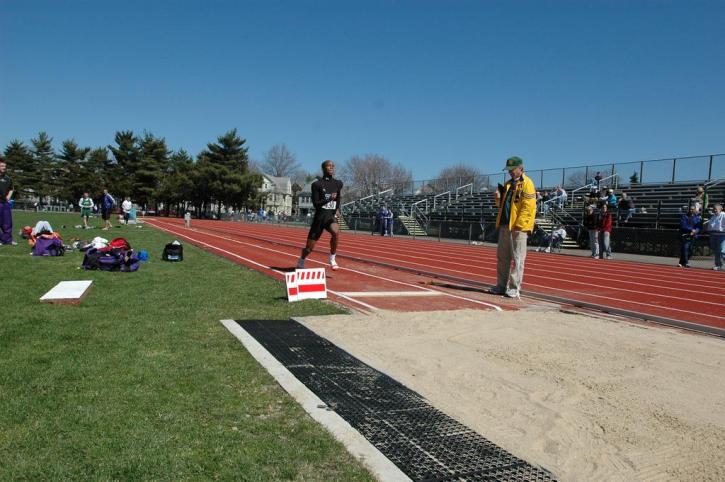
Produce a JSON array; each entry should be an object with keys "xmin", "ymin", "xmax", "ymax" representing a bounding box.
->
[
  {"xmin": 149, "ymin": 220, "xmax": 503, "ymax": 311},
  {"xmin": 150, "ymin": 223, "xmax": 379, "ymax": 312},
  {"xmin": 337, "ymin": 291, "xmax": 444, "ymax": 297},
  {"xmin": 156, "ymin": 220, "xmax": 724, "ymax": 322},
  {"xmin": 218, "ymin": 223, "xmax": 722, "ymax": 289}
]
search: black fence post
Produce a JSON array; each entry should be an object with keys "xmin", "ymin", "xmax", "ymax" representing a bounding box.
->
[
  {"xmin": 708, "ymin": 155, "xmax": 713, "ymax": 181},
  {"xmin": 655, "ymin": 200, "xmax": 661, "ymax": 229},
  {"xmin": 671, "ymin": 158, "xmax": 677, "ymax": 183}
]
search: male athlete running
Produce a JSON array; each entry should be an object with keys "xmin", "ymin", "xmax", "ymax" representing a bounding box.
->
[{"xmin": 297, "ymin": 160, "xmax": 343, "ymax": 270}]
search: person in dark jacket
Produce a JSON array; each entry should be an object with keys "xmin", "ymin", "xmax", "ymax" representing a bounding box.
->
[
  {"xmin": 678, "ymin": 205, "xmax": 702, "ymax": 268},
  {"xmin": 583, "ymin": 205, "xmax": 599, "ymax": 258},
  {"xmin": 297, "ymin": 160, "xmax": 343, "ymax": 270}
]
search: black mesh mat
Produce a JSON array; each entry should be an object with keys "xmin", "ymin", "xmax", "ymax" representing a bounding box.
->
[{"xmin": 237, "ymin": 319, "xmax": 556, "ymax": 482}]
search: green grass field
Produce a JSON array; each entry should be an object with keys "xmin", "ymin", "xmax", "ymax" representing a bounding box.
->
[{"xmin": 0, "ymin": 211, "xmax": 374, "ymax": 481}]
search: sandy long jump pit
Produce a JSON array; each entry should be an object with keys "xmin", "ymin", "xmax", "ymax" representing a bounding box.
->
[{"xmin": 299, "ymin": 308, "xmax": 725, "ymax": 481}]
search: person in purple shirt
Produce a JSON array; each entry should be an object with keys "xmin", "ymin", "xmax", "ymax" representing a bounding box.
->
[
  {"xmin": 678, "ymin": 205, "xmax": 702, "ymax": 268},
  {"xmin": 0, "ymin": 157, "xmax": 17, "ymax": 246}
]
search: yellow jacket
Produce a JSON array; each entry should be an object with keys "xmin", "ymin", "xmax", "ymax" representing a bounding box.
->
[{"xmin": 495, "ymin": 174, "xmax": 537, "ymax": 232}]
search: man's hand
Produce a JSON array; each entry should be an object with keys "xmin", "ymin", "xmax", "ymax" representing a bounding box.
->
[{"xmin": 331, "ymin": 193, "xmax": 337, "ymax": 200}]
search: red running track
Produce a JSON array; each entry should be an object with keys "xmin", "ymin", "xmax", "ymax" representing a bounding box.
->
[{"xmin": 146, "ymin": 218, "xmax": 725, "ymax": 332}]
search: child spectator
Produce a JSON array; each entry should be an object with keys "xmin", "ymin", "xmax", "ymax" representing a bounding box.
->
[{"xmin": 121, "ymin": 197, "xmax": 132, "ymax": 225}]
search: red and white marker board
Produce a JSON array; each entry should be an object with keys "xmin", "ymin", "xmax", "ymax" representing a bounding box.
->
[{"xmin": 285, "ymin": 268, "xmax": 327, "ymax": 302}]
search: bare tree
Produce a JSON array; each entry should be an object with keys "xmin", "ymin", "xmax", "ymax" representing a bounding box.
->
[
  {"xmin": 339, "ymin": 154, "xmax": 412, "ymax": 197},
  {"xmin": 261, "ymin": 143, "xmax": 300, "ymax": 177}
]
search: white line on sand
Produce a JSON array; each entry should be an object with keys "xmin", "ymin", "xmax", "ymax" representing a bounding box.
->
[{"xmin": 220, "ymin": 320, "xmax": 411, "ymax": 482}]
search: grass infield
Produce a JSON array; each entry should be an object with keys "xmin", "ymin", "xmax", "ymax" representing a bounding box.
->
[{"xmin": 0, "ymin": 212, "xmax": 374, "ymax": 481}]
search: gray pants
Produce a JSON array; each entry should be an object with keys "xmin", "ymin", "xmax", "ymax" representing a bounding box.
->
[
  {"xmin": 599, "ymin": 231, "xmax": 611, "ymax": 258},
  {"xmin": 497, "ymin": 226, "xmax": 529, "ymax": 291},
  {"xmin": 588, "ymin": 229, "xmax": 599, "ymax": 257}
]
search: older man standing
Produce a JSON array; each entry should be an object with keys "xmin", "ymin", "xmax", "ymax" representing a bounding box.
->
[
  {"xmin": 0, "ymin": 157, "xmax": 17, "ymax": 246},
  {"xmin": 491, "ymin": 156, "xmax": 537, "ymax": 298}
]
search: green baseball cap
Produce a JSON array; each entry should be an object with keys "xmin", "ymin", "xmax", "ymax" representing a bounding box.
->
[{"xmin": 504, "ymin": 156, "xmax": 523, "ymax": 171}]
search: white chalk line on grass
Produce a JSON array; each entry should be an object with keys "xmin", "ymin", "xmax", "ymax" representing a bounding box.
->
[
  {"xmin": 149, "ymin": 222, "xmax": 379, "ymax": 312},
  {"xmin": 177, "ymin": 221, "xmax": 724, "ymax": 322},
  {"xmin": 220, "ymin": 320, "xmax": 411, "ymax": 482},
  {"xmin": 150, "ymin": 220, "xmax": 503, "ymax": 312}
]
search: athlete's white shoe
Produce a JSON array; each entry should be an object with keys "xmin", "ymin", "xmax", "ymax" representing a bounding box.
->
[
  {"xmin": 329, "ymin": 255, "xmax": 339, "ymax": 271},
  {"xmin": 296, "ymin": 258, "xmax": 305, "ymax": 269}
]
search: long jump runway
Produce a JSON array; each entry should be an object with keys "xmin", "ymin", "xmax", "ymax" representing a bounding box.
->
[{"xmin": 147, "ymin": 218, "xmax": 725, "ymax": 334}]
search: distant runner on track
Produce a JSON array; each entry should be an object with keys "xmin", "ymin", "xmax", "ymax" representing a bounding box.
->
[{"xmin": 297, "ymin": 160, "xmax": 343, "ymax": 270}]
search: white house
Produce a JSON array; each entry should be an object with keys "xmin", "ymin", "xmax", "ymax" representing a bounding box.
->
[
  {"xmin": 297, "ymin": 182, "xmax": 313, "ymax": 215},
  {"xmin": 260, "ymin": 174, "xmax": 293, "ymax": 215}
]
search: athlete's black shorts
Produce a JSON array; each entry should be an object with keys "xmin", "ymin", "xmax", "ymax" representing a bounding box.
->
[
  {"xmin": 101, "ymin": 208, "xmax": 112, "ymax": 221},
  {"xmin": 307, "ymin": 214, "xmax": 338, "ymax": 241}
]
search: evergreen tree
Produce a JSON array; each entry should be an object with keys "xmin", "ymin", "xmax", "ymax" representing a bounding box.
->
[
  {"xmin": 196, "ymin": 129, "xmax": 259, "ymax": 216},
  {"xmin": 156, "ymin": 149, "xmax": 194, "ymax": 215},
  {"xmin": 108, "ymin": 130, "xmax": 140, "ymax": 198},
  {"xmin": 135, "ymin": 132, "xmax": 169, "ymax": 210},
  {"xmin": 30, "ymin": 132, "xmax": 58, "ymax": 203},
  {"xmin": 3, "ymin": 139, "xmax": 35, "ymax": 199},
  {"xmin": 86, "ymin": 148, "xmax": 110, "ymax": 197},
  {"xmin": 57, "ymin": 139, "xmax": 91, "ymax": 203}
]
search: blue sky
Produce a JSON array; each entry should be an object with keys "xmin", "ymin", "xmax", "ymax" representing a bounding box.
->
[{"xmin": 1, "ymin": 0, "xmax": 724, "ymax": 180}]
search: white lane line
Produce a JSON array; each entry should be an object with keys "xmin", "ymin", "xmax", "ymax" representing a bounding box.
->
[
  {"xmin": 149, "ymin": 222, "xmax": 379, "ymax": 312},
  {"xmin": 338, "ymin": 291, "xmax": 444, "ymax": 298},
  {"xmin": 224, "ymin": 223, "xmax": 722, "ymax": 293},
  {"xmin": 220, "ymin": 320, "xmax": 411, "ymax": 482},
  {"xmin": 205, "ymin": 223, "xmax": 725, "ymax": 321},
  {"xmin": 151, "ymin": 220, "xmax": 503, "ymax": 312}
]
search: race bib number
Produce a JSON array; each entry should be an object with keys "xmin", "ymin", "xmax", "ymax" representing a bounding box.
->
[{"xmin": 322, "ymin": 200, "xmax": 337, "ymax": 210}]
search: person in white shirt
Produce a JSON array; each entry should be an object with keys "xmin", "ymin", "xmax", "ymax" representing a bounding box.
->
[
  {"xmin": 705, "ymin": 203, "xmax": 725, "ymax": 270},
  {"xmin": 184, "ymin": 211, "xmax": 191, "ymax": 228},
  {"xmin": 121, "ymin": 198, "xmax": 133, "ymax": 225}
]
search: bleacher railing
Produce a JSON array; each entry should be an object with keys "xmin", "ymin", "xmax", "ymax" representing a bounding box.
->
[{"xmin": 343, "ymin": 153, "xmax": 724, "ymax": 202}]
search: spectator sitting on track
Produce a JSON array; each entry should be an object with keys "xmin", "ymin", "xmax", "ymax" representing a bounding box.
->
[
  {"xmin": 583, "ymin": 205, "xmax": 599, "ymax": 258},
  {"xmin": 536, "ymin": 225, "xmax": 567, "ymax": 253},
  {"xmin": 705, "ymin": 203, "xmax": 724, "ymax": 271},
  {"xmin": 678, "ymin": 205, "xmax": 702, "ymax": 268}
]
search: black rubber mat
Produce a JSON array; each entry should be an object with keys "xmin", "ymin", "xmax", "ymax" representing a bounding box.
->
[{"xmin": 237, "ymin": 319, "xmax": 557, "ymax": 482}]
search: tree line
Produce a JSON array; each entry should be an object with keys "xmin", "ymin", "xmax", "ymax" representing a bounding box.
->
[
  {"xmin": 3, "ymin": 129, "xmax": 483, "ymax": 215},
  {"xmin": 3, "ymin": 129, "xmax": 260, "ymax": 217}
]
